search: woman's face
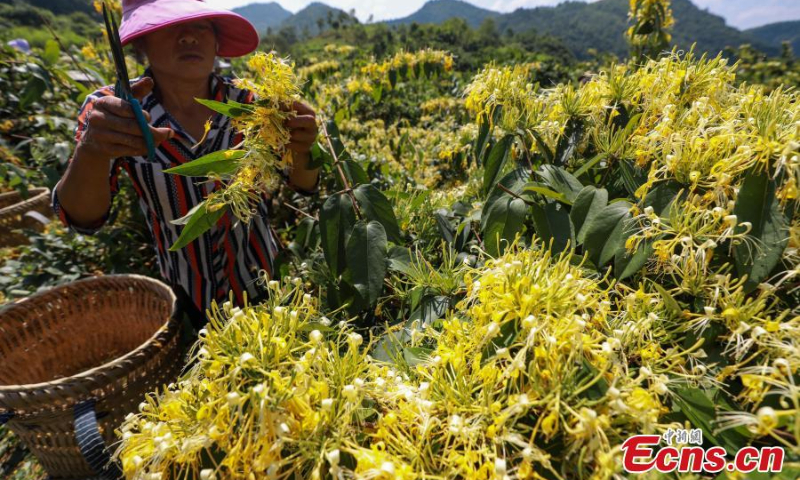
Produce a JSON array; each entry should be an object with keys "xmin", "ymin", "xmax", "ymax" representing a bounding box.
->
[{"xmin": 140, "ymin": 20, "xmax": 217, "ymax": 81}]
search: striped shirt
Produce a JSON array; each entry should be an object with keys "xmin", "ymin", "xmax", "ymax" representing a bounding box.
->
[{"xmin": 52, "ymin": 68, "xmax": 316, "ymax": 314}]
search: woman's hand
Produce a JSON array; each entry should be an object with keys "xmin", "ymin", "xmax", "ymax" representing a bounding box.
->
[
  {"xmin": 284, "ymin": 101, "xmax": 320, "ymax": 192},
  {"xmin": 285, "ymin": 101, "xmax": 318, "ymax": 154},
  {"xmin": 76, "ymin": 77, "xmax": 174, "ymax": 163}
]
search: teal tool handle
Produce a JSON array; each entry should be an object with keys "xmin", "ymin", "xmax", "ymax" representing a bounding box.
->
[
  {"xmin": 114, "ymin": 80, "xmax": 155, "ymax": 160},
  {"xmin": 129, "ymin": 98, "xmax": 155, "ymax": 160}
]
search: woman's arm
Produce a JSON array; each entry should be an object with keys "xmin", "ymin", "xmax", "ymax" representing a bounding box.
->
[{"xmin": 56, "ymin": 78, "xmax": 173, "ymax": 229}]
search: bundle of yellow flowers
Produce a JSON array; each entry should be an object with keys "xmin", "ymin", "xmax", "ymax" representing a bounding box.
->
[
  {"xmin": 165, "ymin": 52, "xmax": 302, "ymax": 250},
  {"xmin": 360, "ymin": 49, "xmax": 455, "ymax": 85}
]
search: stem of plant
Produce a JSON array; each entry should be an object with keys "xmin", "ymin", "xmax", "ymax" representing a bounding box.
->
[
  {"xmin": 497, "ymin": 183, "xmax": 536, "ymax": 206},
  {"xmin": 320, "ymin": 121, "xmax": 362, "ymax": 219},
  {"xmin": 282, "ymin": 201, "xmax": 318, "ymax": 221}
]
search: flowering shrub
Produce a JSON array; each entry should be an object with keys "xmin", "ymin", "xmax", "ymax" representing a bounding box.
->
[{"xmin": 114, "ymin": 43, "xmax": 800, "ymax": 479}]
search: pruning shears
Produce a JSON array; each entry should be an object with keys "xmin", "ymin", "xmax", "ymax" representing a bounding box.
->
[{"xmin": 102, "ymin": 2, "xmax": 155, "ymax": 160}]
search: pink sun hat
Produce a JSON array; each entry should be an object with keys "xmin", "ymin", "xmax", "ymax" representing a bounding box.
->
[{"xmin": 119, "ymin": 0, "xmax": 260, "ymax": 58}]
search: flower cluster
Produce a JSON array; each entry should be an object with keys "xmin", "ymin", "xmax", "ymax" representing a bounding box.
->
[
  {"xmin": 360, "ymin": 49, "xmax": 454, "ymax": 84},
  {"xmin": 627, "ymin": 0, "xmax": 674, "ymax": 59},
  {"xmin": 298, "ymin": 60, "xmax": 341, "ymax": 80},
  {"xmin": 117, "ymin": 245, "xmax": 800, "ymax": 480},
  {"xmin": 339, "ymin": 118, "xmax": 475, "ymax": 189},
  {"xmin": 205, "ymin": 53, "xmax": 302, "ymax": 222},
  {"xmin": 115, "ymin": 280, "xmax": 374, "ymax": 480}
]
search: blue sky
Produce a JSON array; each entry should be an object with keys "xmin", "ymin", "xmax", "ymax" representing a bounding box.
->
[{"xmin": 208, "ymin": 0, "xmax": 800, "ymax": 29}]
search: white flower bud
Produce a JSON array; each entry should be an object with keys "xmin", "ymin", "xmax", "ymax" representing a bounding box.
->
[
  {"xmin": 348, "ymin": 332, "xmax": 363, "ymax": 348},
  {"xmin": 495, "ymin": 458, "xmax": 507, "ymax": 476},
  {"xmin": 342, "ymin": 385, "xmax": 358, "ymax": 401},
  {"xmin": 310, "ymin": 330, "xmax": 323, "ymax": 343},
  {"xmin": 486, "ymin": 322, "xmax": 500, "ymax": 338},
  {"xmin": 239, "ymin": 352, "xmax": 255, "ymax": 365},
  {"xmin": 381, "ymin": 462, "xmax": 395, "ymax": 474},
  {"xmin": 522, "ymin": 315, "xmax": 536, "ymax": 329},
  {"xmin": 226, "ymin": 392, "xmax": 241, "ymax": 406},
  {"xmin": 200, "ymin": 469, "xmax": 216, "ymax": 480},
  {"xmin": 326, "ymin": 449, "xmax": 340, "ymax": 466},
  {"xmin": 321, "ymin": 398, "xmax": 334, "ymax": 410}
]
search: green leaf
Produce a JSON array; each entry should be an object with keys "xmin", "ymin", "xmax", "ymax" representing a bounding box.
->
[
  {"xmin": 387, "ymin": 246, "xmax": 413, "ymax": 275},
  {"xmin": 353, "ymin": 184, "xmax": 403, "ymax": 244},
  {"xmin": 643, "ymin": 180, "xmax": 684, "ymax": 217},
  {"xmin": 163, "ymin": 150, "xmax": 246, "ymax": 177},
  {"xmin": 522, "ymin": 183, "xmax": 570, "ymax": 204},
  {"xmin": 408, "ymin": 295, "xmax": 450, "ymax": 328},
  {"xmin": 733, "ymin": 171, "xmax": 790, "ymax": 291},
  {"xmin": 169, "ymin": 201, "xmax": 226, "ymax": 251},
  {"xmin": 42, "ymin": 40, "xmax": 60, "ymax": 66},
  {"xmin": 573, "ymin": 153, "xmax": 606, "ymax": 179},
  {"xmin": 309, "ymin": 141, "xmax": 331, "ymax": 169},
  {"xmin": 531, "ymin": 130, "xmax": 554, "ymax": 164},
  {"xmin": 672, "ymin": 388, "xmax": 751, "ymax": 452},
  {"xmin": 554, "ymin": 118, "xmax": 583, "ymax": 166},
  {"xmin": 618, "ymin": 160, "xmax": 648, "ymax": 197},
  {"xmin": 583, "ymin": 201, "xmax": 632, "ymax": 267},
  {"xmin": 474, "ymin": 114, "xmax": 491, "ymax": 161},
  {"xmin": 483, "ymin": 134, "xmax": 514, "ymax": 195},
  {"xmin": 651, "ymin": 282, "xmax": 682, "ymax": 317},
  {"xmin": 195, "ymin": 98, "xmax": 254, "ymax": 118},
  {"xmin": 531, "ymin": 202, "xmax": 574, "ymax": 253},
  {"xmin": 571, "ymin": 186, "xmax": 609, "ymax": 244},
  {"xmin": 370, "ymin": 84, "xmax": 382, "ymax": 103},
  {"xmin": 403, "ymin": 346, "xmax": 433, "ymax": 367},
  {"xmin": 481, "ymin": 168, "xmax": 531, "ymax": 257},
  {"xmin": 19, "ymin": 76, "xmax": 47, "ymax": 110},
  {"xmin": 536, "ymin": 165, "xmax": 583, "ymax": 203},
  {"xmin": 435, "ymin": 209, "xmax": 455, "ymax": 244},
  {"xmin": 634, "ymin": 20, "xmax": 655, "ymax": 35},
  {"xmin": 346, "ymin": 220, "xmax": 388, "ymax": 305},
  {"xmin": 614, "ymin": 237, "xmax": 653, "ymax": 280},
  {"xmin": 343, "ymin": 159, "xmax": 369, "ymax": 186},
  {"xmin": 319, "ymin": 193, "xmax": 357, "ymax": 275}
]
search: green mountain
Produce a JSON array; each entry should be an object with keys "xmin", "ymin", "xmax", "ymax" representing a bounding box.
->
[
  {"xmin": 6, "ymin": 0, "xmax": 94, "ymax": 16},
  {"xmin": 497, "ymin": 0, "xmax": 778, "ymax": 58},
  {"xmin": 232, "ymin": 2, "xmax": 293, "ymax": 35},
  {"xmin": 280, "ymin": 2, "xmax": 357, "ymax": 37},
  {"xmin": 388, "ymin": 0, "xmax": 776, "ymax": 59},
  {"xmin": 747, "ymin": 21, "xmax": 800, "ymax": 54},
  {"xmin": 386, "ymin": 0, "xmax": 498, "ymax": 29}
]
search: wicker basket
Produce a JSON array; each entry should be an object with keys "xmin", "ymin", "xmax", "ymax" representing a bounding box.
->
[
  {"xmin": 0, "ymin": 187, "xmax": 53, "ymax": 248},
  {"xmin": 0, "ymin": 275, "xmax": 183, "ymax": 479}
]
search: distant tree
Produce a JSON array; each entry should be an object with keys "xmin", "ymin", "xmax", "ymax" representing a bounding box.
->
[{"xmin": 477, "ymin": 18, "xmax": 497, "ymax": 41}]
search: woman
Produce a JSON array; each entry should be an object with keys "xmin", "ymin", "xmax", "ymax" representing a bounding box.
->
[{"xmin": 53, "ymin": 0, "xmax": 320, "ymax": 325}]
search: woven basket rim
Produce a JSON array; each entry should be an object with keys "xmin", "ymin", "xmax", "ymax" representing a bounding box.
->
[
  {"xmin": 0, "ymin": 186, "xmax": 50, "ymax": 215},
  {"xmin": 0, "ymin": 274, "xmax": 178, "ymax": 395}
]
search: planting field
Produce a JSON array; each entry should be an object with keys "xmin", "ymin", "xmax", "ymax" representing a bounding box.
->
[{"xmin": 0, "ymin": 0, "xmax": 798, "ymax": 478}]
